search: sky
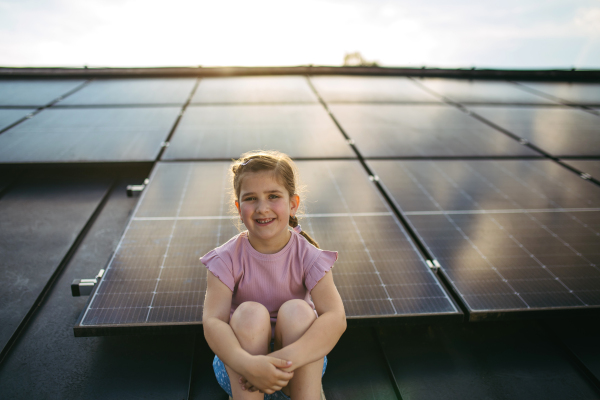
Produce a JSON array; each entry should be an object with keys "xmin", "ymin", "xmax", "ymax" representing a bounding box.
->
[{"xmin": 0, "ymin": 0, "xmax": 599, "ymax": 69}]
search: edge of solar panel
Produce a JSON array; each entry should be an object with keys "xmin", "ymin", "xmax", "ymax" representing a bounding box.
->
[
  {"xmin": 373, "ymin": 170, "xmax": 600, "ymax": 321},
  {"xmin": 74, "ymin": 161, "xmax": 463, "ymax": 336}
]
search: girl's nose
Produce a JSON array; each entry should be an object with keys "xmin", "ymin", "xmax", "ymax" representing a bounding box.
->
[{"xmin": 256, "ymin": 199, "xmax": 269, "ymax": 213}]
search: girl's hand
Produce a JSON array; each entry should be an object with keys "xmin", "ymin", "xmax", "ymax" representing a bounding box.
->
[{"xmin": 240, "ymin": 355, "xmax": 294, "ymax": 394}]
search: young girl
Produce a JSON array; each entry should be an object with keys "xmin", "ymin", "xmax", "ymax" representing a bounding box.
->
[{"xmin": 201, "ymin": 150, "xmax": 347, "ymax": 400}]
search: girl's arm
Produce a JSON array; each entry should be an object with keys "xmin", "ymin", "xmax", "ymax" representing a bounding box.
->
[
  {"xmin": 268, "ymin": 270, "xmax": 346, "ymax": 372},
  {"xmin": 203, "ymin": 272, "xmax": 294, "ymax": 393}
]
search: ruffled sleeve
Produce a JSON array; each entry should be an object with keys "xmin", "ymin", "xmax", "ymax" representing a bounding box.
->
[
  {"xmin": 200, "ymin": 250, "xmax": 234, "ymax": 292},
  {"xmin": 305, "ymin": 250, "xmax": 338, "ymax": 292}
]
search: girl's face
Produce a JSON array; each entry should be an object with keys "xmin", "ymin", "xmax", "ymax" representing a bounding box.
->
[{"xmin": 235, "ymin": 170, "xmax": 299, "ymax": 254}]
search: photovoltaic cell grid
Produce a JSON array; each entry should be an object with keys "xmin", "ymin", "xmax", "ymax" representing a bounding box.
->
[
  {"xmin": 565, "ymin": 160, "xmax": 600, "ymax": 181},
  {"xmin": 309, "ymin": 76, "xmax": 441, "ymax": 103},
  {"xmin": 0, "ymin": 109, "xmax": 35, "ymax": 131},
  {"xmin": 369, "ymin": 159, "xmax": 600, "ymax": 316},
  {"xmin": 162, "ymin": 105, "xmax": 356, "ymax": 160},
  {"xmin": 0, "ymin": 79, "xmax": 85, "ymax": 106},
  {"xmin": 417, "ymin": 79, "xmax": 556, "ymax": 104},
  {"xmin": 471, "ymin": 106, "xmax": 600, "ymax": 157},
  {"xmin": 0, "ymin": 107, "xmax": 181, "ymax": 162},
  {"xmin": 328, "ymin": 104, "xmax": 539, "ymax": 157},
  {"xmin": 78, "ymin": 161, "xmax": 458, "ymax": 332},
  {"xmin": 58, "ymin": 78, "xmax": 197, "ymax": 106},
  {"xmin": 191, "ymin": 76, "xmax": 318, "ymax": 104},
  {"xmin": 517, "ymin": 82, "xmax": 600, "ymax": 106}
]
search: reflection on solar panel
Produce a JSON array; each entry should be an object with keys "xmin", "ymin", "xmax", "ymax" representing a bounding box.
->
[
  {"xmin": 0, "ymin": 109, "xmax": 36, "ymax": 131},
  {"xmin": 408, "ymin": 213, "xmax": 600, "ymax": 313},
  {"xmin": 162, "ymin": 105, "xmax": 355, "ymax": 160},
  {"xmin": 59, "ymin": 78, "xmax": 197, "ymax": 105},
  {"xmin": 418, "ymin": 79, "xmax": 555, "ymax": 104},
  {"xmin": 471, "ymin": 106, "xmax": 600, "ymax": 157},
  {"xmin": 517, "ymin": 82, "xmax": 600, "ymax": 105},
  {"xmin": 0, "ymin": 79, "xmax": 85, "ymax": 106},
  {"xmin": 564, "ymin": 160, "xmax": 600, "ymax": 181},
  {"xmin": 370, "ymin": 159, "xmax": 600, "ymax": 317},
  {"xmin": 0, "ymin": 107, "xmax": 180, "ymax": 162},
  {"xmin": 310, "ymin": 76, "xmax": 441, "ymax": 103},
  {"xmin": 369, "ymin": 160, "xmax": 600, "ymax": 213},
  {"xmin": 77, "ymin": 161, "xmax": 458, "ymax": 334},
  {"xmin": 191, "ymin": 76, "xmax": 318, "ymax": 104},
  {"xmin": 329, "ymin": 104, "xmax": 539, "ymax": 157}
]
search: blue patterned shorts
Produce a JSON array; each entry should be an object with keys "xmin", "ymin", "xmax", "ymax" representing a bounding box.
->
[{"xmin": 213, "ymin": 354, "xmax": 327, "ymax": 400}]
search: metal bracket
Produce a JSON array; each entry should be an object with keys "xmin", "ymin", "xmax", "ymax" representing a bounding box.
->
[
  {"xmin": 71, "ymin": 269, "xmax": 105, "ymax": 297},
  {"xmin": 580, "ymin": 173, "xmax": 592, "ymax": 180},
  {"xmin": 127, "ymin": 178, "xmax": 150, "ymax": 197},
  {"xmin": 426, "ymin": 259, "xmax": 441, "ymax": 271},
  {"xmin": 369, "ymin": 175, "xmax": 380, "ymax": 182}
]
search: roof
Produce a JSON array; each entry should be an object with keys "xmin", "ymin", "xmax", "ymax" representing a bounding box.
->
[{"xmin": 0, "ymin": 66, "xmax": 599, "ymax": 399}]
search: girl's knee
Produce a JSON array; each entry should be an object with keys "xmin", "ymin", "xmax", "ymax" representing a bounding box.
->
[
  {"xmin": 277, "ymin": 299, "xmax": 316, "ymax": 329},
  {"xmin": 230, "ymin": 301, "xmax": 270, "ymax": 335}
]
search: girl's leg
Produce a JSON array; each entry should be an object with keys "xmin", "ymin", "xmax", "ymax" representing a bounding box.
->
[
  {"xmin": 274, "ymin": 299, "xmax": 323, "ymax": 400},
  {"xmin": 226, "ymin": 301, "xmax": 271, "ymax": 400}
]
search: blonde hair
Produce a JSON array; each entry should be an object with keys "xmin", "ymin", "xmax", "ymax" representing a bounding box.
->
[{"xmin": 231, "ymin": 150, "xmax": 319, "ymax": 248}]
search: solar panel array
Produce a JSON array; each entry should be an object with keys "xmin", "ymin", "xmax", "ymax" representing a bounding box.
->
[
  {"xmin": 0, "ymin": 107, "xmax": 182, "ymax": 162},
  {"xmin": 369, "ymin": 159, "xmax": 600, "ymax": 316},
  {"xmin": 0, "ymin": 79, "xmax": 85, "ymax": 106},
  {"xmin": 471, "ymin": 106, "xmax": 600, "ymax": 157},
  {"xmin": 328, "ymin": 104, "xmax": 539, "ymax": 157},
  {"xmin": 162, "ymin": 105, "xmax": 355, "ymax": 160},
  {"xmin": 2, "ymin": 74, "xmax": 597, "ymax": 331},
  {"xmin": 58, "ymin": 78, "xmax": 197, "ymax": 106},
  {"xmin": 77, "ymin": 161, "xmax": 459, "ymax": 332}
]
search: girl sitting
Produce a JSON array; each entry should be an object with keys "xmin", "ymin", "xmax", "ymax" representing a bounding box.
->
[{"xmin": 202, "ymin": 150, "xmax": 346, "ymax": 400}]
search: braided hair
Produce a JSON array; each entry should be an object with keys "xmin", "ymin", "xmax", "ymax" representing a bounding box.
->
[{"xmin": 231, "ymin": 150, "xmax": 319, "ymax": 248}]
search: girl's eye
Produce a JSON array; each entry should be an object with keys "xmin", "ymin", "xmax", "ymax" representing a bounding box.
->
[
  {"xmin": 269, "ymin": 194, "xmax": 280, "ymax": 199},
  {"xmin": 243, "ymin": 196, "xmax": 256, "ymax": 201}
]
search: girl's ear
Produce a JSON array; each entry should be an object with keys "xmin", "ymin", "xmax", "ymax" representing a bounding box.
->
[
  {"xmin": 235, "ymin": 200, "xmax": 241, "ymax": 215},
  {"xmin": 290, "ymin": 194, "xmax": 300, "ymax": 216}
]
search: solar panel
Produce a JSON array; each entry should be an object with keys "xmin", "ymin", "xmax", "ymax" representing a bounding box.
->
[
  {"xmin": 517, "ymin": 82, "xmax": 600, "ymax": 105},
  {"xmin": 564, "ymin": 160, "xmax": 600, "ymax": 181},
  {"xmin": 0, "ymin": 107, "xmax": 180, "ymax": 163},
  {"xmin": 0, "ymin": 109, "xmax": 36, "ymax": 131},
  {"xmin": 0, "ymin": 79, "xmax": 85, "ymax": 106},
  {"xmin": 370, "ymin": 159, "xmax": 600, "ymax": 317},
  {"xmin": 162, "ymin": 105, "xmax": 355, "ymax": 160},
  {"xmin": 191, "ymin": 76, "xmax": 318, "ymax": 104},
  {"xmin": 329, "ymin": 104, "xmax": 539, "ymax": 157},
  {"xmin": 309, "ymin": 76, "xmax": 441, "ymax": 103},
  {"xmin": 76, "ymin": 161, "xmax": 459, "ymax": 335},
  {"xmin": 471, "ymin": 106, "xmax": 600, "ymax": 157},
  {"xmin": 418, "ymin": 79, "xmax": 556, "ymax": 104},
  {"xmin": 368, "ymin": 159, "xmax": 600, "ymax": 213},
  {"xmin": 58, "ymin": 78, "xmax": 197, "ymax": 106}
]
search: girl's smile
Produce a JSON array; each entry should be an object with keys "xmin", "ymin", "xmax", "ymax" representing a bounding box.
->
[{"xmin": 235, "ymin": 170, "xmax": 299, "ymax": 254}]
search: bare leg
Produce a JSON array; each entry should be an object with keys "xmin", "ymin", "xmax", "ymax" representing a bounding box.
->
[
  {"xmin": 226, "ymin": 301, "xmax": 271, "ymax": 400},
  {"xmin": 274, "ymin": 299, "xmax": 324, "ymax": 400}
]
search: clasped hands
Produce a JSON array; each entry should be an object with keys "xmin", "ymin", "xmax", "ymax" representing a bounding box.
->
[{"xmin": 237, "ymin": 353, "xmax": 294, "ymax": 394}]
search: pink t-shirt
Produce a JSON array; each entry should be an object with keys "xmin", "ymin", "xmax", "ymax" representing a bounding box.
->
[{"xmin": 200, "ymin": 230, "xmax": 338, "ymax": 331}]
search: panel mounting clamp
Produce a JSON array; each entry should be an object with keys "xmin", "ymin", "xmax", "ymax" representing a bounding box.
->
[
  {"xmin": 426, "ymin": 259, "xmax": 441, "ymax": 271},
  {"xmin": 369, "ymin": 175, "xmax": 380, "ymax": 182},
  {"xmin": 580, "ymin": 173, "xmax": 592, "ymax": 180},
  {"xmin": 127, "ymin": 178, "xmax": 150, "ymax": 197},
  {"xmin": 71, "ymin": 269, "xmax": 105, "ymax": 297}
]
